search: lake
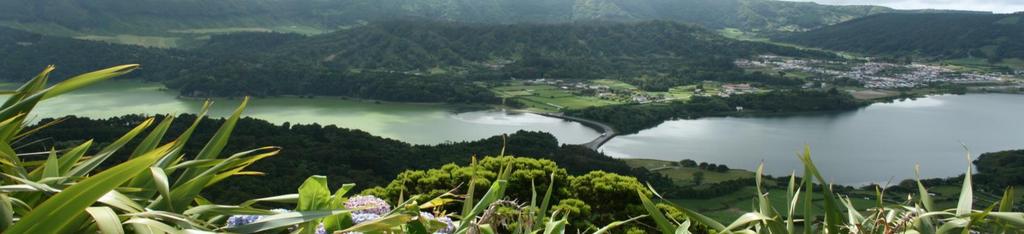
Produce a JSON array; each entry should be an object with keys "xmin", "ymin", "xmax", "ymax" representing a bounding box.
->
[
  {"xmin": 600, "ymin": 94, "xmax": 1024, "ymax": 185},
  {"xmin": 18, "ymin": 81, "xmax": 600, "ymax": 145},
  {"xmin": 13, "ymin": 81, "xmax": 1024, "ymax": 184}
]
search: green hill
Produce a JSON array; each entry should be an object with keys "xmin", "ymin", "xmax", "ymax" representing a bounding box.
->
[
  {"xmin": 781, "ymin": 13, "xmax": 1024, "ymax": 62},
  {"xmin": 2, "ymin": 21, "xmax": 831, "ymax": 101},
  {"xmin": 0, "ymin": 0, "xmax": 892, "ymax": 38}
]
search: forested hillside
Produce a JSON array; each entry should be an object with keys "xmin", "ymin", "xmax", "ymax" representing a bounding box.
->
[
  {"xmin": 0, "ymin": 0, "xmax": 891, "ymax": 36},
  {"xmin": 2, "ymin": 21, "xmax": 831, "ymax": 101},
  {"xmin": 26, "ymin": 115, "xmax": 673, "ymax": 204},
  {"xmin": 782, "ymin": 13, "xmax": 1024, "ymax": 62}
]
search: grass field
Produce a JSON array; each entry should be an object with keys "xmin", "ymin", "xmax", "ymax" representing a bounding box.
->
[
  {"xmin": 591, "ymin": 79, "xmax": 638, "ymax": 91},
  {"xmin": 491, "ymin": 83, "xmax": 621, "ymax": 112},
  {"xmin": 75, "ymin": 34, "xmax": 182, "ymax": 48},
  {"xmin": 941, "ymin": 58, "xmax": 1024, "ymax": 72},
  {"xmin": 624, "ymin": 159, "xmax": 753, "ymax": 186},
  {"xmin": 168, "ymin": 25, "xmax": 323, "ymax": 35},
  {"xmin": 672, "ymin": 186, "xmax": 879, "ymax": 222}
]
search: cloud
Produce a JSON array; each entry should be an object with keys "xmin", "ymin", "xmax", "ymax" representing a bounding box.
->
[{"xmin": 784, "ymin": 0, "xmax": 1024, "ymax": 13}]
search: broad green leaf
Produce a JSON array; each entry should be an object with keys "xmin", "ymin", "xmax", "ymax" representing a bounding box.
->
[
  {"xmin": 297, "ymin": 175, "xmax": 331, "ymax": 234},
  {"xmin": 5, "ymin": 142, "xmax": 173, "ymax": 233},
  {"xmin": 323, "ymin": 184, "xmax": 357, "ymax": 232},
  {"xmin": 85, "ymin": 206, "xmax": 125, "ymax": 234}
]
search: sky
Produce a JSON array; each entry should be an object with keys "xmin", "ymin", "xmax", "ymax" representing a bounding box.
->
[{"xmin": 785, "ymin": 0, "xmax": 1024, "ymax": 13}]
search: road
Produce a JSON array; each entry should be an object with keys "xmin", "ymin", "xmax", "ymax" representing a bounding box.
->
[{"xmin": 534, "ymin": 112, "xmax": 617, "ymax": 151}]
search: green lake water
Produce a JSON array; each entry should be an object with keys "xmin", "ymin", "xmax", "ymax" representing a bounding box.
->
[
  {"xmin": 10, "ymin": 81, "xmax": 1024, "ymax": 184},
  {"xmin": 17, "ymin": 81, "xmax": 600, "ymax": 145}
]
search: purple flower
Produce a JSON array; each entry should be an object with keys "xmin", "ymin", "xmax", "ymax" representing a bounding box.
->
[
  {"xmin": 225, "ymin": 209, "xmax": 291, "ymax": 228},
  {"xmin": 433, "ymin": 215, "xmax": 456, "ymax": 234},
  {"xmin": 225, "ymin": 214, "xmax": 262, "ymax": 227},
  {"xmin": 351, "ymin": 213, "xmax": 381, "ymax": 224},
  {"xmin": 419, "ymin": 212, "xmax": 455, "ymax": 234},
  {"xmin": 345, "ymin": 195, "xmax": 391, "ymax": 216},
  {"xmin": 315, "ymin": 222, "xmax": 327, "ymax": 234}
]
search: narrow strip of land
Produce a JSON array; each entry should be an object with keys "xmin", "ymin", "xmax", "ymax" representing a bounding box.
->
[{"xmin": 533, "ymin": 112, "xmax": 617, "ymax": 150}]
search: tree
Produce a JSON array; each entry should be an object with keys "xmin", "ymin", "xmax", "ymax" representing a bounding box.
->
[
  {"xmin": 716, "ymin": 164, "xmax": 730, "ymax": 172},
  {"xmin": 679, "ymin": 159, "xmax": 697, "ymax": 167},
  {"xmin": 692, "ymin": 171, "xmax": 705, "ymax": 186}
]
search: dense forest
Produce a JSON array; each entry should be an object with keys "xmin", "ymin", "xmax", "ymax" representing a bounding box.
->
[
  {"xmin": 567, "ymin": 89, "xmax": 865, "ymax": 133},
  {"xmin": 975, "ymin": 149, "xmax": 1024, "ymax": 188},
  {"xmin": 782, "ymin": 13, "xmax": 1024, "ymax": 62},
  {"xmin": 2, "ymin": 21, "xmax": 832, "ymax": 102},
  {"xmin": 0, "ymin": 0, "xmax": 892, "ymax": 35},
  {"xmin": 25, "ymin": 115, "xmax": 674, "ymax": 204}
]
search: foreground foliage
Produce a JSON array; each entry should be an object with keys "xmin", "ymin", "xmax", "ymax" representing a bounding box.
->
[{"xmin": 640, "ymin": 147, "xmax": 1024, "ymax": 233}]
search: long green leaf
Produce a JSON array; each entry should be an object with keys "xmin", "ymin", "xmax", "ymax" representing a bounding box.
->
[
  {"xmin": 0, "ymin": 194, "xmax": 13, "ymax": 230},
  {"xmin": 798, "ymin": 146, "xmax": 843, "ymax": 233},
  {"xmin": 462, "ymin": 156, "xmax": 478, "ymax": 219},
  {"xmin": 55, "ymin": 140, "xmax": 92, "ymax": 175},
  {"xmin": 457, "ymin": 179, "xmax": 508, "ymax": 232},
  {"xmin": 340, "ymin": 214, "xmax": 412, "ymax": 233},
  {"xmin": 1000, "ymin": 187, "xmax": 1015, "ymax": 212},
  {"xmin": 956, "ymin": 146, "xmax": 973, "ymax": 217},
  {"xmin": 537, "ymin": 172, "xmax": 555, "ymax": 225},
  {"xmin": 130, "ymin": 115, "xmax": 175, "ymax": 158},
  {"xmin": 4, "ymin": 142, "xmax": 173, "ymax": 233},
  {"xmin": 223, "ymin": 209, "xmax": 350, "ymax": 233},
  {"xmin": 41, "ymin": 64, "xmax": 139, "ymax": 100},
  {"xmin": 62, "ymin": 118, "xmax": 155, "ymax": 183},
  {"xmin": 149, "ymin": 167, "xmax": 173, "ymax": 212},
  {"xmin": 916, "ymin": 164, "xmax": 935, "ymax": 212},
  {"xmin": 176, "ymin": 97, "xmax": 248, "ymax": 184},
  {"xmin": 638, "ymin": 189, "xmax": 675, "ymax": 234},
  {"xmin": 593, "ymin": 215, "xmax": 647, "ymax": 234}
]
